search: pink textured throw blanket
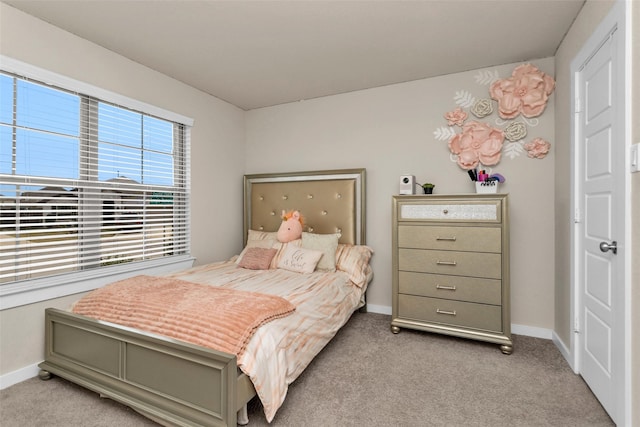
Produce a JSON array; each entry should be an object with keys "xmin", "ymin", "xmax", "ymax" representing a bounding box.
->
[{"xmin": 72, "ymin": 275, "xmax": 296, "ymax": 357}]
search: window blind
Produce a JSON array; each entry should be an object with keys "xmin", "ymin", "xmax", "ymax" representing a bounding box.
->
[{"xmin": 0, "ymin": 71, "xmax": 190, "ymax": 284}]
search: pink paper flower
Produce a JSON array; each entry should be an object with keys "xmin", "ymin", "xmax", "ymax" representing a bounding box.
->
[
  {"xmin": 490, "ymin": 64, "xmax": 555, "ymax": 119},
  {"xmin": 448, "ymin": 121, "xmax": 505, "ymax": 170},
  {"xmin": 524, "ymin": 138, "xmax": 551, "ymax": 159},
  {"xmin": 444, "ymin": 107, "xmax": 468, "ymax": 127}
]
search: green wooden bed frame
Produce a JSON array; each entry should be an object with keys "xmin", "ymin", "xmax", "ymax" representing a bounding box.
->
[{"xmin": 39, "ymin": 168, "xmax": 366, "ymax": 427}]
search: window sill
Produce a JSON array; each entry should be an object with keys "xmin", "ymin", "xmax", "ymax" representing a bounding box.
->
[{"xmin": 0, "ymin": 255, "xmax": 195, "ymax": 310}]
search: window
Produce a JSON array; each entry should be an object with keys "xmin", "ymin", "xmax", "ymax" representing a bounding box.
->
[{"xmin": 0, "ymin": 61, "xmax": 192, "ymax": 306}]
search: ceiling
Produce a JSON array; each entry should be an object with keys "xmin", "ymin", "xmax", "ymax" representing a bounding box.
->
[{"xmin": 4, "ymin": 0, "xmax": 584, "ymax": 110}]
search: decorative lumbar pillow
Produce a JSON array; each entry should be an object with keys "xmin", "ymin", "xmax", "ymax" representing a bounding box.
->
[
  {"xmin": 277, "ymin": 245, "xmax": 323, "ymax": 274},
  {"xmin": 277, "ymin": 210, "xmax": 303, "ymax": 243},
  {"xmin": 236, "ymin": 239, "xmax": 276, "ymax": 264},
  {"xmin": 270, "ymin": 239, "xmax": 301, "ymax": 269},
  {"xmin": 301, "ymin": 232, "xmax": 341, "ymax": 271},
  {"xmin": 237, "ymin": 247, "xmax": 277, "ymax": 270}
]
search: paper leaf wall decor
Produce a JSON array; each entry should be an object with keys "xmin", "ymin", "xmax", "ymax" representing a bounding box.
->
[
  {"xmin": 454, "ymin": 90, "xmax": 475, "ymax": 109},
  {"xmin": 474, "ymin": 70, "xmax": 499, "ymax": 86},
  {"xmin": 503, "ymin": 142, "xmax": 524, "ymax": 159},
  {"xmin": 433, "ymin": 126, "xmax": 456, "ymax": 141}
]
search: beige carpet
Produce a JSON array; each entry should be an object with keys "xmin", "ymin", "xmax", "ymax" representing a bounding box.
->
[{"xmin": 0, "ymin": 312, "xmax": 613, "ymax": 426}]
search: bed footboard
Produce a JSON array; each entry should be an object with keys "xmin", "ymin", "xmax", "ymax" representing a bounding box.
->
[{"xmin": 39, "ymin": 308, "xmax": 255, "ymax": 427}]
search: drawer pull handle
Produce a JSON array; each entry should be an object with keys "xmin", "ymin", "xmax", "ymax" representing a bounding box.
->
[
  {"xmin": 436, "ymin": 260, "xmax": 457, "ymax": 266},
  {"xmin": 436, "ymin": 285, "xmax": 456, "ymax": 291},
  {"xmin": 436, "ymin": 236, "xmax": 457, "ymax": 241},
  {"xmin": 436, "ymin": 309, "xmax": 457, "ymax": 316}
]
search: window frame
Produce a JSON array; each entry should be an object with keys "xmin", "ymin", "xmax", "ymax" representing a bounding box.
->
[{"xmin": 0, "ymin": 56, "xmax": 194, "ymax": 310}]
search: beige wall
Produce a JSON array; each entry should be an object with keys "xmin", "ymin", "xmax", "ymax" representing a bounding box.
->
[
  {"xmin": 246, "ymin": 58, "xmax": 557, "ymax": 331},
  {"xmin": 0, "ymin": 4, "xmax": 246, "ymax": 377},
  {"xmin": 555, "ymin": 0, "xmax": 638, "ymax": 424}
]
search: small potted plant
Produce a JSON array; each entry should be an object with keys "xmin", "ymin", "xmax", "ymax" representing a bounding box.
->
[{"xmin": 422, "ymin": 183, "xmax": 435, "ymax": 194}]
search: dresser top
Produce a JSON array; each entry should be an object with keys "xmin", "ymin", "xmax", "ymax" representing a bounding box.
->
[{"xmin": 393, "ymin": 194, "xmax": 508, "ymax": 201}]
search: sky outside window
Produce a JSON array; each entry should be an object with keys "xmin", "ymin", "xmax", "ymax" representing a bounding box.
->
[{"xmin": 1, "ymin": 72, "xmax": 176, "ymax": 195}]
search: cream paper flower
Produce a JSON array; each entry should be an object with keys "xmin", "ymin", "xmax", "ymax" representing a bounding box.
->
[
  {"xmin": 504, "ymin": 121, "xmax": 527, "ymax": 142},
  {"xmin": 471, "ymin": 98, "xmax": 493, "ymax": 118}
]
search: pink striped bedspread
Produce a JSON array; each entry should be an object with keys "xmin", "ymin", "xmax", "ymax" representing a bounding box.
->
[{"xmin": 71, "ymin": 275, "xmax": 296, "ymax": 357}]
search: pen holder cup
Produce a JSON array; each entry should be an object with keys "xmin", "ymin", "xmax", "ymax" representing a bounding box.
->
[{"xmin": 475, "ymin": 181, "xmax": 499, "ymax": 194}]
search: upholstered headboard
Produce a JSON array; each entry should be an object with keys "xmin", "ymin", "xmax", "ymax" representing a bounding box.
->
[{"xmin": 243, "ymin": 169, "xmax": 366, "ymax": 246}]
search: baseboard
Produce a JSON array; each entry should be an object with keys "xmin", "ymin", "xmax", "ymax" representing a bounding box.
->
[
  {"xmin": 552, "ymin": 331, "xmax": 576, "ymax": 372},
  {"xmin": 366, "ymin": 304, "xmax": 392, "ymax": 315},
  {"xmin": 511, "ymin": 323, "xmax": 553, "ymax": 339},
  {"xmin": 0, "ymin": 363, "xmax": 40, "ymax": 390}
]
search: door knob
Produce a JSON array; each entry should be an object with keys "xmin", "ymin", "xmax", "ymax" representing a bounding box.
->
[{"xmin": 599, "ymin": 241, "xmax": 617, "ymax": 254}]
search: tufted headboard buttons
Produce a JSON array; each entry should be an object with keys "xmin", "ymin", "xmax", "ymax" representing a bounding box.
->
[{"xmin": 243, "ymin": 169, "xmax": 365, "ymax": 246}]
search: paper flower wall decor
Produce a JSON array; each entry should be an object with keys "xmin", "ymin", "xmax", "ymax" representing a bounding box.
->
[
  {"xmin": 489, "ymin": 64, "xmax": 556, "ymax": 119},
  {"xmin": 435, "ymin": 62, "xmax": 556, "ymax": 170},
  {"xmin": 504, "ymin": 122, "xmax": 527, "ymax": 142},
  {"xmin": 444, "ymin": 107, "xmax": 468, "ymax": 126},
  {"xmin": 524, "ymin": 138, "xmax": 551, "ymax": 159},
  {"xmin": 471, "ymin": 98, "xmax": 493, "ymax": 118},
  {"xmin": 448, "ymin": 120, "xmax": 504, "ymax": 170}
]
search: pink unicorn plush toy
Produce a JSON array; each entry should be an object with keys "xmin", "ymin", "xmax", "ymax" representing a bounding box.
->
[{"xmin": 277, "ymin": 210, "xmax": 303, "ymax": 242}]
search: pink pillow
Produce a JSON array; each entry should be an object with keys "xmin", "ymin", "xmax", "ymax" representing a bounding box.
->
[
  {"xmin": 237, "ymin": 247, "xmax": 277, "ymax": 270},
  {"xmin": 236, "ymin": 239, "xmax": 276, "ymax": 265}
]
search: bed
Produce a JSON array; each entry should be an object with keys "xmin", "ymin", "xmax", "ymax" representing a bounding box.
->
[{"xmin": 37, "ymin": 168, "xmax": 371, "ymax": 427}]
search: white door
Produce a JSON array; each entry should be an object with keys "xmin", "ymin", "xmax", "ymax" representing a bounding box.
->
[{"xmin": 574, "ymin": 20, "xmax": 625, "ymax": 426}]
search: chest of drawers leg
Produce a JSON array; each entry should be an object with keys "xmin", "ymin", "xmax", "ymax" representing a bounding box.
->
[{"xmin": 391, "ymin": 194, "xmax": 513, "ymax": 354}]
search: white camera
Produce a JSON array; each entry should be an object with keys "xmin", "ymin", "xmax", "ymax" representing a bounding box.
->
[{"xmin": 399, "ymin": 175, "xmax": 416, "ymax": 195}]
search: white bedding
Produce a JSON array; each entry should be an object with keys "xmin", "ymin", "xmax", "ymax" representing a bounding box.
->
[{"xmin": 167, "ymin": 258, "xmax": 370, "ymax": 422}]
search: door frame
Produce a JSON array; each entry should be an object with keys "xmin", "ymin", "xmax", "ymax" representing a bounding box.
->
[{"xmin": 569, "ymin": 1, "xmax": 631, "ymax": 425}]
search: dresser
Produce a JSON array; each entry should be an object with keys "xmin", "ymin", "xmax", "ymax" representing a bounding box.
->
[{"xmin": 391, "ymin": 194, "xmax": 512, "ymax": 354}]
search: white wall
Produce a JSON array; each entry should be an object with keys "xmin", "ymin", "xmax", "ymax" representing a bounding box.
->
[
  {"xmin": 246, "ymin": 58, "xmax": 557, "ymax": 332},
  {"xmin": 0, "ymin": 4, "xmax": 246, "ymax": 382}
]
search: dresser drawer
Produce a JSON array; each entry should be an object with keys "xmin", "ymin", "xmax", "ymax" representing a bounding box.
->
[
  {"xmin": 399, "ymin": 271, "xmax": 501, "ymax": 305},
  {"xmin": 398, "ymin": 225, "xmax": 501, "ymax": 252},
  {"xmin": 399, "ymin": 248, "xmax": 501, "ymax": 279},
  {"xmin": 398, "ymin": 294, "xmax": 502, "ymax": 332},
  {"xmin": 399, "ymin": 201, "xmax": 501, "ymax": 222}
]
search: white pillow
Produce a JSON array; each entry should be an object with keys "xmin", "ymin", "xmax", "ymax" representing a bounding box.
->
[
  {"xmin": 277, "ymin": 246, "xmax": 323, "ymax": 274},
  {"xmin": 301, "ymin": 232, "xmax": 340, "ymax": 271},
  {"xmin": 247, "ymin": 229, "xmax": 278, "ymax": 241},
  {"xmin": 269, "ymin": 239, "xmax": 301, "ymax": 269}
]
